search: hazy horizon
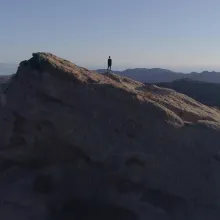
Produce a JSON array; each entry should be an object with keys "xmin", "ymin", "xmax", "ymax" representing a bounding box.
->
[
  {"xmin": 1, "ymin": 0, "xmax": 220, "ymax": 72},
  {"xmin": 2, "ymin": 61, "xmax": 220, "ymax": 73},
  {"xmin": 2, "ymin": 61, "xmax": 220, "ymax": 75}
]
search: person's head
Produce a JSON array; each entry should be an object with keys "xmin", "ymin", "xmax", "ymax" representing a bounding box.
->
[{"xmin": 109, "ymin": 56, "xmax": 111, "ymax": 59}]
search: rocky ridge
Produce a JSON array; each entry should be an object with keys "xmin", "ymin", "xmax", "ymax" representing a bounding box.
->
[{"xmin": 0, "ymin": 53, "xmax": 220, "ymax": 219}]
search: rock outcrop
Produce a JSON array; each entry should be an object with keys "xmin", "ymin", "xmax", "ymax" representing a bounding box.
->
[
  {"xmin": 1, "ymin": 53, "xmax": 220, "ymax": 220},
  {"xmin": 156, "ymin": 79, "xmax": 220, "ymax": 108}
]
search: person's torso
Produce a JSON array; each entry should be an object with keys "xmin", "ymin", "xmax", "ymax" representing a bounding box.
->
[{"xmin": 108, "ymin": 59, "xmax": 112, "ymax": 66}]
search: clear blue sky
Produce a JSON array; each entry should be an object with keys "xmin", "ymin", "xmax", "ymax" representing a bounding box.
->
[{"xmin": 1, "ymin": 0, "xmax": 220, "ymax": 71}]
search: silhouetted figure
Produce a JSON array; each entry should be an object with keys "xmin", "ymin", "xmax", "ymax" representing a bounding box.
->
[{"xmin": 107, "ymin": 56, "xmax": 112, "ymax": 72}]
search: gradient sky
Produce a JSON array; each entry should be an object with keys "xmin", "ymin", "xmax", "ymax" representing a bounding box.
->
[{"xmin": 1, "ymin": 0, "xmax": 220, "ymax": 71}]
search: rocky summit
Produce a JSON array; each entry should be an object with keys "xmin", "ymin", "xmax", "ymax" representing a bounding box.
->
[{"xmin": 1, "ymin": 53, "xmax": 220, "ymax": 220}]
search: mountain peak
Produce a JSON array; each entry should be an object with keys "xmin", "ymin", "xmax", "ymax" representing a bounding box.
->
[
  {"xmin": 19, "ymin": 52, "xmax": 82, "ymax": 74},
  {"xmin": 8, "ymin": 52, "xmax": 220, "ymax": 126},
  {"xmin": 1, "ymin": 53, "xmax": 220, "ymax": 219}
]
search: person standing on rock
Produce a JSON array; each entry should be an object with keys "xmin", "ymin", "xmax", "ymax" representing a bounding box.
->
[{"xmin": 107, "ymin": 56, "xmax": 112, "ymax": 72}]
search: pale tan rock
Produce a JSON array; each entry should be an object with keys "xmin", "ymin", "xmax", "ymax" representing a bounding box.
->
[{"xmin": 0, "ymin": 53, "xmax": 220, "ymax": 219}]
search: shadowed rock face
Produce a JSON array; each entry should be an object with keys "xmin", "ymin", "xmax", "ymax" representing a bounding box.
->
[
  {"xmin": 1, "ymin": 53, "xmax": 220, "ymax": 219},
  {"xmin": 52, "ymin": 199, "xmax": 138, "ymax": 220}
]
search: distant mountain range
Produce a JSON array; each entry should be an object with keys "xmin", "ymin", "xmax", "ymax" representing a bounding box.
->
[
  {"xmin": 2, "ymin": 64, "xmax": 220, "ymax": 84},
  {"xmin": 96, "ymin": 68, "xmax": 220, "ymax": 83}
]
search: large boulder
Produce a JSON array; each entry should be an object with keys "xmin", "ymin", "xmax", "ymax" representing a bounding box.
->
[{"xmin": 0, "ymin": 52, "xmax": 220, "ymax": 219}]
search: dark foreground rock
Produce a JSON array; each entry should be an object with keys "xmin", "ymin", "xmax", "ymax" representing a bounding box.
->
[{"xmin": 1, "ymin": 53, "xmax": 220, "ymax": 219}]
